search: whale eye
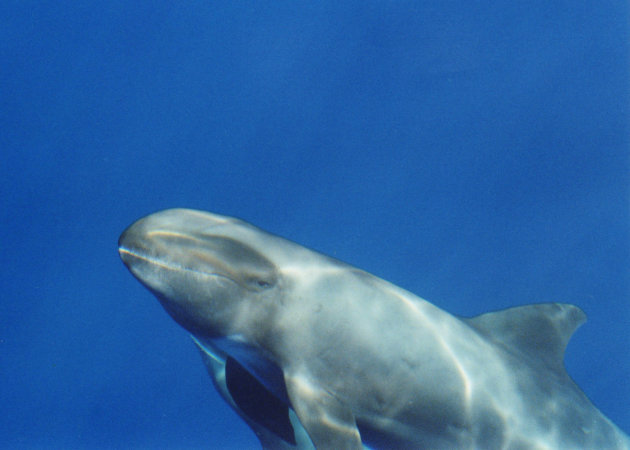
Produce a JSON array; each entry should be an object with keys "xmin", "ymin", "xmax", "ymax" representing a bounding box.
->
[
  {"xmin": 245, "ymin": 276, "xmax": 273, "ymax": 290},
  {"xmin": 256, "ymin": 279, "xmax": 271, "ymax": 288}
]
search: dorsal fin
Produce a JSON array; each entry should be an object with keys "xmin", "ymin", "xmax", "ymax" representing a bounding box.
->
[{"xmin": 465, "ymin": 303, "xmax": 586, "ymax": 372}]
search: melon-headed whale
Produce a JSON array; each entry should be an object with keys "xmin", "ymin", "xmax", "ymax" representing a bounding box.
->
[{"xmin": 118, "ymin": 208, "xmax": 629, "ymax": 449}]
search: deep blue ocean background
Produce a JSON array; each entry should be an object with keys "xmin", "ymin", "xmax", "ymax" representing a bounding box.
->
[{"xmin": 1, "ymin": 2, "xmax": 628, "ymax": 448}]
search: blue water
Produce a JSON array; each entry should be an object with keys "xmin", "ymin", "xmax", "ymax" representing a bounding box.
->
[{"xmin": 1, "ymin": 2, "xmax": 628, "ymax": 448}]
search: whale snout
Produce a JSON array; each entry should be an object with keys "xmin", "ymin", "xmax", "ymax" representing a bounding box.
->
[{"xmin": 118, "ymin": 208, "xmax": 230, "ymax": 268}]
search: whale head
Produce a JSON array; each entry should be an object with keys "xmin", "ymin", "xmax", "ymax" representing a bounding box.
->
[{"xmin": 118, "ymin": 208, "xmax": 286, "ymax": 341}]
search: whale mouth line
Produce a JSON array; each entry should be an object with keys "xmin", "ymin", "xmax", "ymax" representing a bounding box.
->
[{"xmin": 118, "ymin": 246, "xmax": 236, "ymax": 283}]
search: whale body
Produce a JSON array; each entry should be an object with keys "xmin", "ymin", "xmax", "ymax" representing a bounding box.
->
[{"xmin": 119, "ymin": 208, "xmax": 629, "ymax": 449}]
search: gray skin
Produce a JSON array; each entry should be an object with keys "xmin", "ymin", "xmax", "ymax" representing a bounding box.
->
[{"xmin": 119, "ymin": 208, "xmax": 629, "ymax": 449}]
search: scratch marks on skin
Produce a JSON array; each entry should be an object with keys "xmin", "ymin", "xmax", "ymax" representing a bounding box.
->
[{"xmin": 289, "ymin": 375, "xmax": 361, "ymax": 443}]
